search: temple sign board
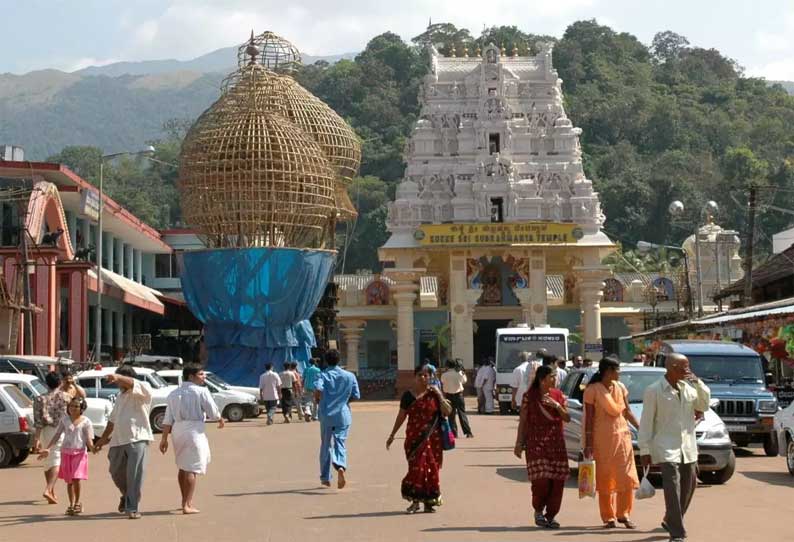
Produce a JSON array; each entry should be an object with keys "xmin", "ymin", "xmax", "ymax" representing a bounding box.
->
[{"xmin": 414, "ymin": 222, "xmax": 584, "ymax": 246}]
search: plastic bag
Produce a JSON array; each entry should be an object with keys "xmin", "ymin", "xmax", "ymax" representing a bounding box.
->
[
  {"xmin": 440, "ymin": 417, "xmax": 456, "ymax": 450},
  {"xmin": 635, "ymin": 466, "xmax": 655, "ymax": 500},
  {"xmin": 577, "ymin": 459, "xmax": 596, "ymax": 499}
]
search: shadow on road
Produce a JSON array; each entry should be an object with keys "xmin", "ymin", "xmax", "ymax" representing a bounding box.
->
[
  {"xmin": 0, "ymin": 499, "xmax": 40, "ymax": 507},
  {"xmin": 0, "ymin": 509, "xmax": 176, "ymax": 527},
  {"xmin": 217, "ymin": 487, "xmax": 333, "ymax": 497},
  {"xmin": 422, "ymin": 526, "xmax": 533, "ymax": 533},
  {"xmin": 305, "ymin": 511, "xmax": 408, "ymax": 520},
  {"xmin": 740, "ymin": 471, "xmax": 794, "ymax": 487}
]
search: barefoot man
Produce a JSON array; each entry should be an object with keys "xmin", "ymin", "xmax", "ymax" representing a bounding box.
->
[{"xmin": 159, "ymin": 364, "xmax": 224, "ymax": 514}]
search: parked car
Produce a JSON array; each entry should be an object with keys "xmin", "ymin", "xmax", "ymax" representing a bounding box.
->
[
  {"xmin": 156, "ymin": 370, "xmax": 259, "ymax": 422},
  {"xmin": 0, "ymin": 373, "xmax": 112, "ymax": 437},
  {"xmin": 122, "ymin": 354, "xmax": 184, "ymax": 370},
  {"xmin": 774, "ymin": 399, "xmax": 794, "ymax": 475},
  {"xmin": 75, "ymin": 367, "xmax": 177, "ymax": 433},
  {"xmin": 561, "ymin": 366, "xmax": 736, "ymax": 484},
  {"xmin": 0, "ymin": 383, "xmax": 34, "ymax": 467},
  {"xmin": 653, "ymin": 341, "xmax": 780, "ymax": 456},
  {"xmin": 0, "ymin": 355, "xmax": 76, "ymax": 381}
]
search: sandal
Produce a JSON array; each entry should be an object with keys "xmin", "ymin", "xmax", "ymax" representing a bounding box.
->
[
  {"xmin": 65, "ymin": 506, "xmax": 75, "ymax": 516},
  {"xmin": 534, "ymin": 512, "xmax": 548, "ymax": 528},
  {"xmin": 604, "ymin": 520, "xmax": 617, "ymax": 529},
  {"xmin": 618, "ymin": 517, "xmax": 637, "ymax": 529},
  {"xmin": 546, "ymin": 519, "xmax": 560, "ymax": 529},
  {"xmin": 423, "ymin": 504, "xmax": 436, "ymax": 513},
  {"xmin": 406, "ymin": 501, "xmax": 420, "ymax": 514},
  {"xmin": 73, "ymin": 503, "xmax": 82, "ymax": 515}
]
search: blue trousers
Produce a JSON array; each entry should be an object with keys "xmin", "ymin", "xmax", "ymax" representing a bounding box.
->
[{"xmin": 319, "ymin": 421, "xmax": 350, "ymax": 482}]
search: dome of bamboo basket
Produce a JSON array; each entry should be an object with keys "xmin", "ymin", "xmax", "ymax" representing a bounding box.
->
[
  {"xmin": 237, "ymin": 30, "xmax": 302, "ymax": 73},
  {"xmin": 179, "ymin": 64, "xmax": 336, "ymax": 249}
]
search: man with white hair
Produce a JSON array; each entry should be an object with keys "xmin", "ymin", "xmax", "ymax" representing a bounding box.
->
[
  {"xmin": 511, "ymin": 351, "xmax": 542, "ymax": 411},
  {"xmin": 638, "ymin": 353, "xmax": 710, "ymax": 542}
]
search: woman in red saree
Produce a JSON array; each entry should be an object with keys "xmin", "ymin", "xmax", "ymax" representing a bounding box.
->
[
  {"xmin": 387, "ymin": 365, "xmax": 449, "ymax": 514},
  {"xmin": 514, "ymin": 364, "xmax": 571, "ymax": 529}
]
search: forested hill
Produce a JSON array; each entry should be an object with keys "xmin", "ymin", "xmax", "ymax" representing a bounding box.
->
[{"xmin": 5, "ymin": 21, "xmax": 794, "ymax": 274}]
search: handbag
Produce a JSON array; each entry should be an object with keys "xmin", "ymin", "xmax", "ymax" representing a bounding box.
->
[
  {"xmin": 635, "ymin": 466, "xmax": 655, "ymax": 499},
  {"xmin": 577, "ymin": 459, "xmax": 596, "ymax": 499},
  {"xmin": 440, "ymin": 416, "xmax": 456, "ymax": 451}
]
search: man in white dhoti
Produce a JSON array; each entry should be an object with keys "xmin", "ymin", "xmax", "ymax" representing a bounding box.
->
[{"xmin": 158, "ymin": 364, "xmax": 224, "ymax": 514}]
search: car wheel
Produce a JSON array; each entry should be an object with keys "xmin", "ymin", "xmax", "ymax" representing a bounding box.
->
[
  {"xmin": 764, "ymin": 433, "xmax": 779, "ymax": 457},
  {"xmin": 9, "ymin": 448, "xmax": 29, "ymax": 466},
  {"xmin": 698, "ymin": 451, "xmax": 735, "ymax": 485},
  {"xmin": 150, "ymin": 408, "xmax": 166, "ymax": 434},
  {"xmin": 224, "ymin": 404, "xmax": 245, "ymax": 422},
  {"xmin": 786, "ymin": 438, "xmax": 794, "ymax": 476},
  {"xmin": 0, "ymin": 439, "xmax": 13, "ymax": 468}
]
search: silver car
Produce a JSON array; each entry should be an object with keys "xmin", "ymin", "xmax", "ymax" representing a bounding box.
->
[{"xmin": 560, "ymin": 366, "xmax": 736, "ymax": 484}]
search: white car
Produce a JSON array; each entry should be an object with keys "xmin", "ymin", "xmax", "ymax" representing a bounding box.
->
[
  {"xmin": 122, "ymin": 354, "xmax": 183, "ymax": 369},
  {"xmin": 0, "ymin": 383, "xmax": 34, "ymax": 467},
  {"xmin": 75, "ymin": 367, "xmax": 177, "ymax": 433},
  {"xmin": 0, "ymin": 373, "xmax": 112, "ymax": 437},
  {"xmin": 774, "ymin": 400, "xmax": 794, "ymax": 475},
  {"xmin": 156, "ymin": 370, "xmax": 259, "ymax": 422}
]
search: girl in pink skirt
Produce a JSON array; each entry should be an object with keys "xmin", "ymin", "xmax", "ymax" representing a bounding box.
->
[{"xmin": 39, "ymin": 397, "xmax": 95, "ymax": 515}]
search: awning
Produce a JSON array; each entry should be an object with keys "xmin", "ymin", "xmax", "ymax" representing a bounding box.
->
[
  {"xmin": 88, "ymin": 268, "xmax": 165, "ymax": 315},
  {"xmin": 693, "ymin": 299, "xmax": 794, "ymax": 326}
]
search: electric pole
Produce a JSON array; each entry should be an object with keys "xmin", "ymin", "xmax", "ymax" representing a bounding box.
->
[{"xmin": 742, "ymin": 185, "xmax": 756, "ymax": 307}]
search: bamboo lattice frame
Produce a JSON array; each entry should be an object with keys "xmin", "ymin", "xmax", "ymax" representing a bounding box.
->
[
  {"xmin": 237, "ymin": 31, "xmax": 302, "ymax": 73},
  {"xmin": 179, "ymin": 64, "xmax": 336, "ymax": 249}
]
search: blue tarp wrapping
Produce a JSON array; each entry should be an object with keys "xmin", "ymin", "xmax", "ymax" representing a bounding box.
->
[{"xmin": 179, "ymin": 247, "xmax": 336, "ymax": 386}]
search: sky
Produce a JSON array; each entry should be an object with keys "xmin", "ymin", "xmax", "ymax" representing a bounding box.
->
[{"xmin": 1, "ymin": 0, "xmax": 793, "ymax": 79}]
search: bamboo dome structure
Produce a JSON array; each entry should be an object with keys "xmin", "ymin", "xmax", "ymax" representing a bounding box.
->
[{"xmin": 179, "ymin": 31, "xmax": 363, "ymax": 248}]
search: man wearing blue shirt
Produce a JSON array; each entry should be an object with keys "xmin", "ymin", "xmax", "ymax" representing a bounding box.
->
[
  {"xmin": 314, "ymin": 349, "xmax": 360, "ymax": 489},
  {"xmin": 302, "ymin": 358, "xmax": 322, "ymax": 421}
]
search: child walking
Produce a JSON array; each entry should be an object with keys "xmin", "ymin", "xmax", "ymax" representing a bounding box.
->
[{"xmin": 38, "ymin": 397, "xmax": 95, "ymax": 515}]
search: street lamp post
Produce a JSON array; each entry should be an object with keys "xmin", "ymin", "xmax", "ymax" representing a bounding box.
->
[{"xmin": 93, "ymin": 146, "xmax": 155, "ymax": 362}]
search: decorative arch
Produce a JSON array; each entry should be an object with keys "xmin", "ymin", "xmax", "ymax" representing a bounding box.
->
[
  {"xmin": 365, "ymin": 279, "xmax": 390, "ymax": 305},
  {"xmin": 652, "ymin": 277, "xmax": 675, "ymax": 301},
  {"xmin": 603, "ymin": 278, "xmax": 624, "ymax": 302},
  {"xmin": 26, "ymin": 181, "xmax": 74, "ymax": 260}
]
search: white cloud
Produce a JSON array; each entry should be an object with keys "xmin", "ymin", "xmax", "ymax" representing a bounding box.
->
[
  {"xmin": 750, "ymin": 9, "xmax": 794, "ymax": 80},
  {"xmin": 748, "ymin": 58, "xmax": 794, "ymax": 81}
]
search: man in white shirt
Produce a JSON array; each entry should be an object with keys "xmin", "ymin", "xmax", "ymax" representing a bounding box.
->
[
  {"xmin": 441, "ymin": 360, "xmax": 473, "ymax": 438},
  {"xmin": 638, "ymin": 354, "xmax": 710, "ymax": 542},
  {"xmin": 258, "ymin": 364, "xmax": 282, "ymax": 425},
  {"xmin": 159, "ymin": 364, "xmax": 224, "ymax": 515},
  {"xmin": 511, "ymin": 351, "xmax": 541, "ymax": 411},
  {"xmin": 555, "ymin": 358, "xmax": 568, "ymax": 387},
  {"xmin": 94, "ymin": 365, "xmax": 153, "ymax": 520},
  {"xmin": 481, "ymin": 358, "xmax": 496, "ymax": 414},
  {"xmin": 279, "ymin": 364, "xmax": 298, "ymax": 423}
]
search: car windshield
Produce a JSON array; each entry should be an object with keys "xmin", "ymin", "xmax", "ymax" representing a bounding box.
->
[
  {"xmin": 30, "ymin": 378, "xmax": 48, "ymax": 395},
  {"xmin": 206, "ymin": 374, "xmax": 230, "ymax": 390},
  {"xmin": 686, "ymin": 355, "xmax": 764, "ymax": 384},
  {"xmin": 144, "ymin": 373, "xmax": 169, "ymax": 388},
  {"xmin": 4, "ymin": 384, "xmax": 33, "ymax": 408},
  {"xmin": 619, "ymin": 371, "xmax": 665, "ymax": 403},
  {"xmin": 496, "ymin": 334, "xmax": 567, "ymax": 373}
]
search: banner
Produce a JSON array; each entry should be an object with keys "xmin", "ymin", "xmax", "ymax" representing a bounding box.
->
[{"xmin": 413, "ymin": 222, "xmax": 584, "ymax": 247}]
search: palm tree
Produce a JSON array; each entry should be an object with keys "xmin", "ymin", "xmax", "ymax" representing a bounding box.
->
[{"xmin": 428, "ymin": 323, "xmax": 451, "ymax": 364}]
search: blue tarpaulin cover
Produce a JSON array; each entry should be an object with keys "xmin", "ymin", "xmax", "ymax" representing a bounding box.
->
[{"xmin": 179, "ymin": 247, "xmax": 335, "ymax": 386}]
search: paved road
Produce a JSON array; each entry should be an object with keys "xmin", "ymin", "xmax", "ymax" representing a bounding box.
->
[{"xmin": 1, "ymin": 401, "xmax": 792, "ymax": 542}]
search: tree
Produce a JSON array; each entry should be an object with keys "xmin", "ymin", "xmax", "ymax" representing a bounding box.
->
[
  {"xmin": 650, "ymin": 31, "xmax": 690, "ymax": 63},
  {"xmin": 475, "ymin": 26, "xmax": 555, "ymax": 56},
  {"xmin": 411, "ymin": 23, "xmax": 474, "ymax": 56},
  {"xmin": 46, "ymin": 146, "xmax": 102, "ymax": 184}
]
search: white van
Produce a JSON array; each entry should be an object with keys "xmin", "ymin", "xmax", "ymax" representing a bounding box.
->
[
  {"xmin": 0, "ymin": 383, "xmax": 35, "ymax": 467},
  {"xmin": 494, "ymin": 324, "xmax": 570, "ymax": 414},
  {"xmin": 0, "ymin": 373, "xmax": 113, "ymax": 437},
  {"xmin": 75, "ymin": 367, "xmax": 177, "ymax": 433},
  {"xmin": 156, "ymin": 370, "xmax": 259, "ymax": 422}
]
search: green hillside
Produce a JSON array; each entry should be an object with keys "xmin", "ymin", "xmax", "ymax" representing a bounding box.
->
[{"xmin": 2, "ymin": 21, "xmax": 793, "ymax": 274}]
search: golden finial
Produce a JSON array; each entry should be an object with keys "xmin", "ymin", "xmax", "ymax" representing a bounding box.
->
[
  {"xmin": 245, "ymin": 30, "xmax": 259, "ymax": 66},
  {"xmin": 512, "ymin": 45, "xmax": 519, "ymax": 57},
  {"xmin": 475, "ymin": 45, "xmax": 482, "ymax": 57},
  {"xmin": 463, "ymin": 46, "xmax": 469, "ymax": 58},
  {"xmin": 500, "ymin": 43, "xmax": 506, "ymax": 56}
]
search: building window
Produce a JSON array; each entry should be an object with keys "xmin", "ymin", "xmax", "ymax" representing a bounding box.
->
[
  {"xmin": 155, "ymin": 254, "xmax": 171, "ymax": 278},
  {"xmin": 603, "ymin": 278, "xmax": 624, "ymax": 302},
  {"xmin": 489, "ymin": 133, "xmax": 500, "ymax": 155},
  {"xmin": 490, "ymin": 198, "xmax": 504, "ymax": 223}
]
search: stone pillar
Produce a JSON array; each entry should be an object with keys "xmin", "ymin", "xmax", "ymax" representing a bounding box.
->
[
  {"xmin": 340, "ymin": 320, "xmax": 366, "ymax": 374},
  {"xmin": 386, "ymin": 269, "xmax": 422, "ymax": 394},
  {"xmin": 125, "ymin": 245, "xmax": 134, "ymax": 280},
  {"xmin": 67, "ymin": 212, "xmax": 78, "ymax": 249},
  {"xmin": 529, "ymin": 250, "xmax": 547, "ymax": 325},
  {"xmin": 105, "ymin": 233, "xmax": 114, "ymax": 273},
  {"xmin": 134, "ymin": 250, "xmax": 143, "ymax": 283},
  {"xmin": 449, "ymin": 253, "xmax": 475, "ymax": 369},
  {"xmin": 63, "ymin": 263, "xmax": 90, "ymax": 362},
  {"xmin": 79, "ymin": 219, "xmax": 90, "ymax": 251},
  {"xmin": 114, "ymin": 238, "xmax": 124, "ymax": 275},
  {"xmin": 113, "ymin": 310, "xmax": 123, "ymax": 354},
  {"xmin": 576, "ymin": 266, "xmax": 610, "ymax": 360},
  {"xmin": 125, "ymin": 311, "xmax": 133, "ymax": 349},
  {"xmin": 33, "ymin": 254, "xmax": 58, "ymax": 356}
]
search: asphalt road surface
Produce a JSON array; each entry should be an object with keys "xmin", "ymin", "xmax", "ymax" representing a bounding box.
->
[{"xmin": 1, "ymin": 401, "xmax": 792, "ymax": 542}]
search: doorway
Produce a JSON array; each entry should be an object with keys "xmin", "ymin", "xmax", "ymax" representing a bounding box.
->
[{"xmin": 473, "ymin": 319, "xmax": 511, "ymax": 365}]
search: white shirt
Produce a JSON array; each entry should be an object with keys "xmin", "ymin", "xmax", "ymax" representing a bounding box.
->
[
  {"xmin": 638, "ymin": 377, "xmax": 711, "ymax": 464},
  {"xmin": 52, "ymin": 415, "xmax": 94, "ymax": 450},
  {"xmin": 279, "ymin": 370, "xmax": 296, "ymax": 390},
  {"xmin": 163, "ymin": 382, "xmax": 221, "ymax": 426},
  {"xmin": 556, "ymin": 367, "xmax": 568, "ymax": 387},
  {"xmin": 259, "ymin": 371, "xmax": 282, "ymax": 401},
  {"xmin": 109, "ymin": 380, "xmax": 153, "ymax": 447},
  {"xmin": 474, "ymin": 366, "xmax": 487, "ymax": 388},
  {"xmin": 441, "ymin": 370, "xmax": 467, "ymax": 394}
]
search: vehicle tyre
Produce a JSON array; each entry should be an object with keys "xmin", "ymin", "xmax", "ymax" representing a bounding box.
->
[
  {"xmin": 0, "ymin": 439, "xmax": 13, "ymax": 468},
  {"xmin": 224, "ymin": 404, "xmax": 245, "ymax": 422},
  {"xmin": 698, "ymin": 452, "xmax": 735, "ymax": 485},
  {"xmin": 763, "ymin": 433, "xmax": 779, "ymax": 457},
  {"xmin": 9, "ymin": 448, "xmax": 29, "ymax": 466},
  {"xmin": 786, "ymin": 438, "xmax": 794, "ymax": 476},
  {"xmin": 150, "ymin": 408, "xmax": 166, "ymax": 434},
  {"xmin": 498, "ymin": 402, "xmax": 510, "ymax": 416}
]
